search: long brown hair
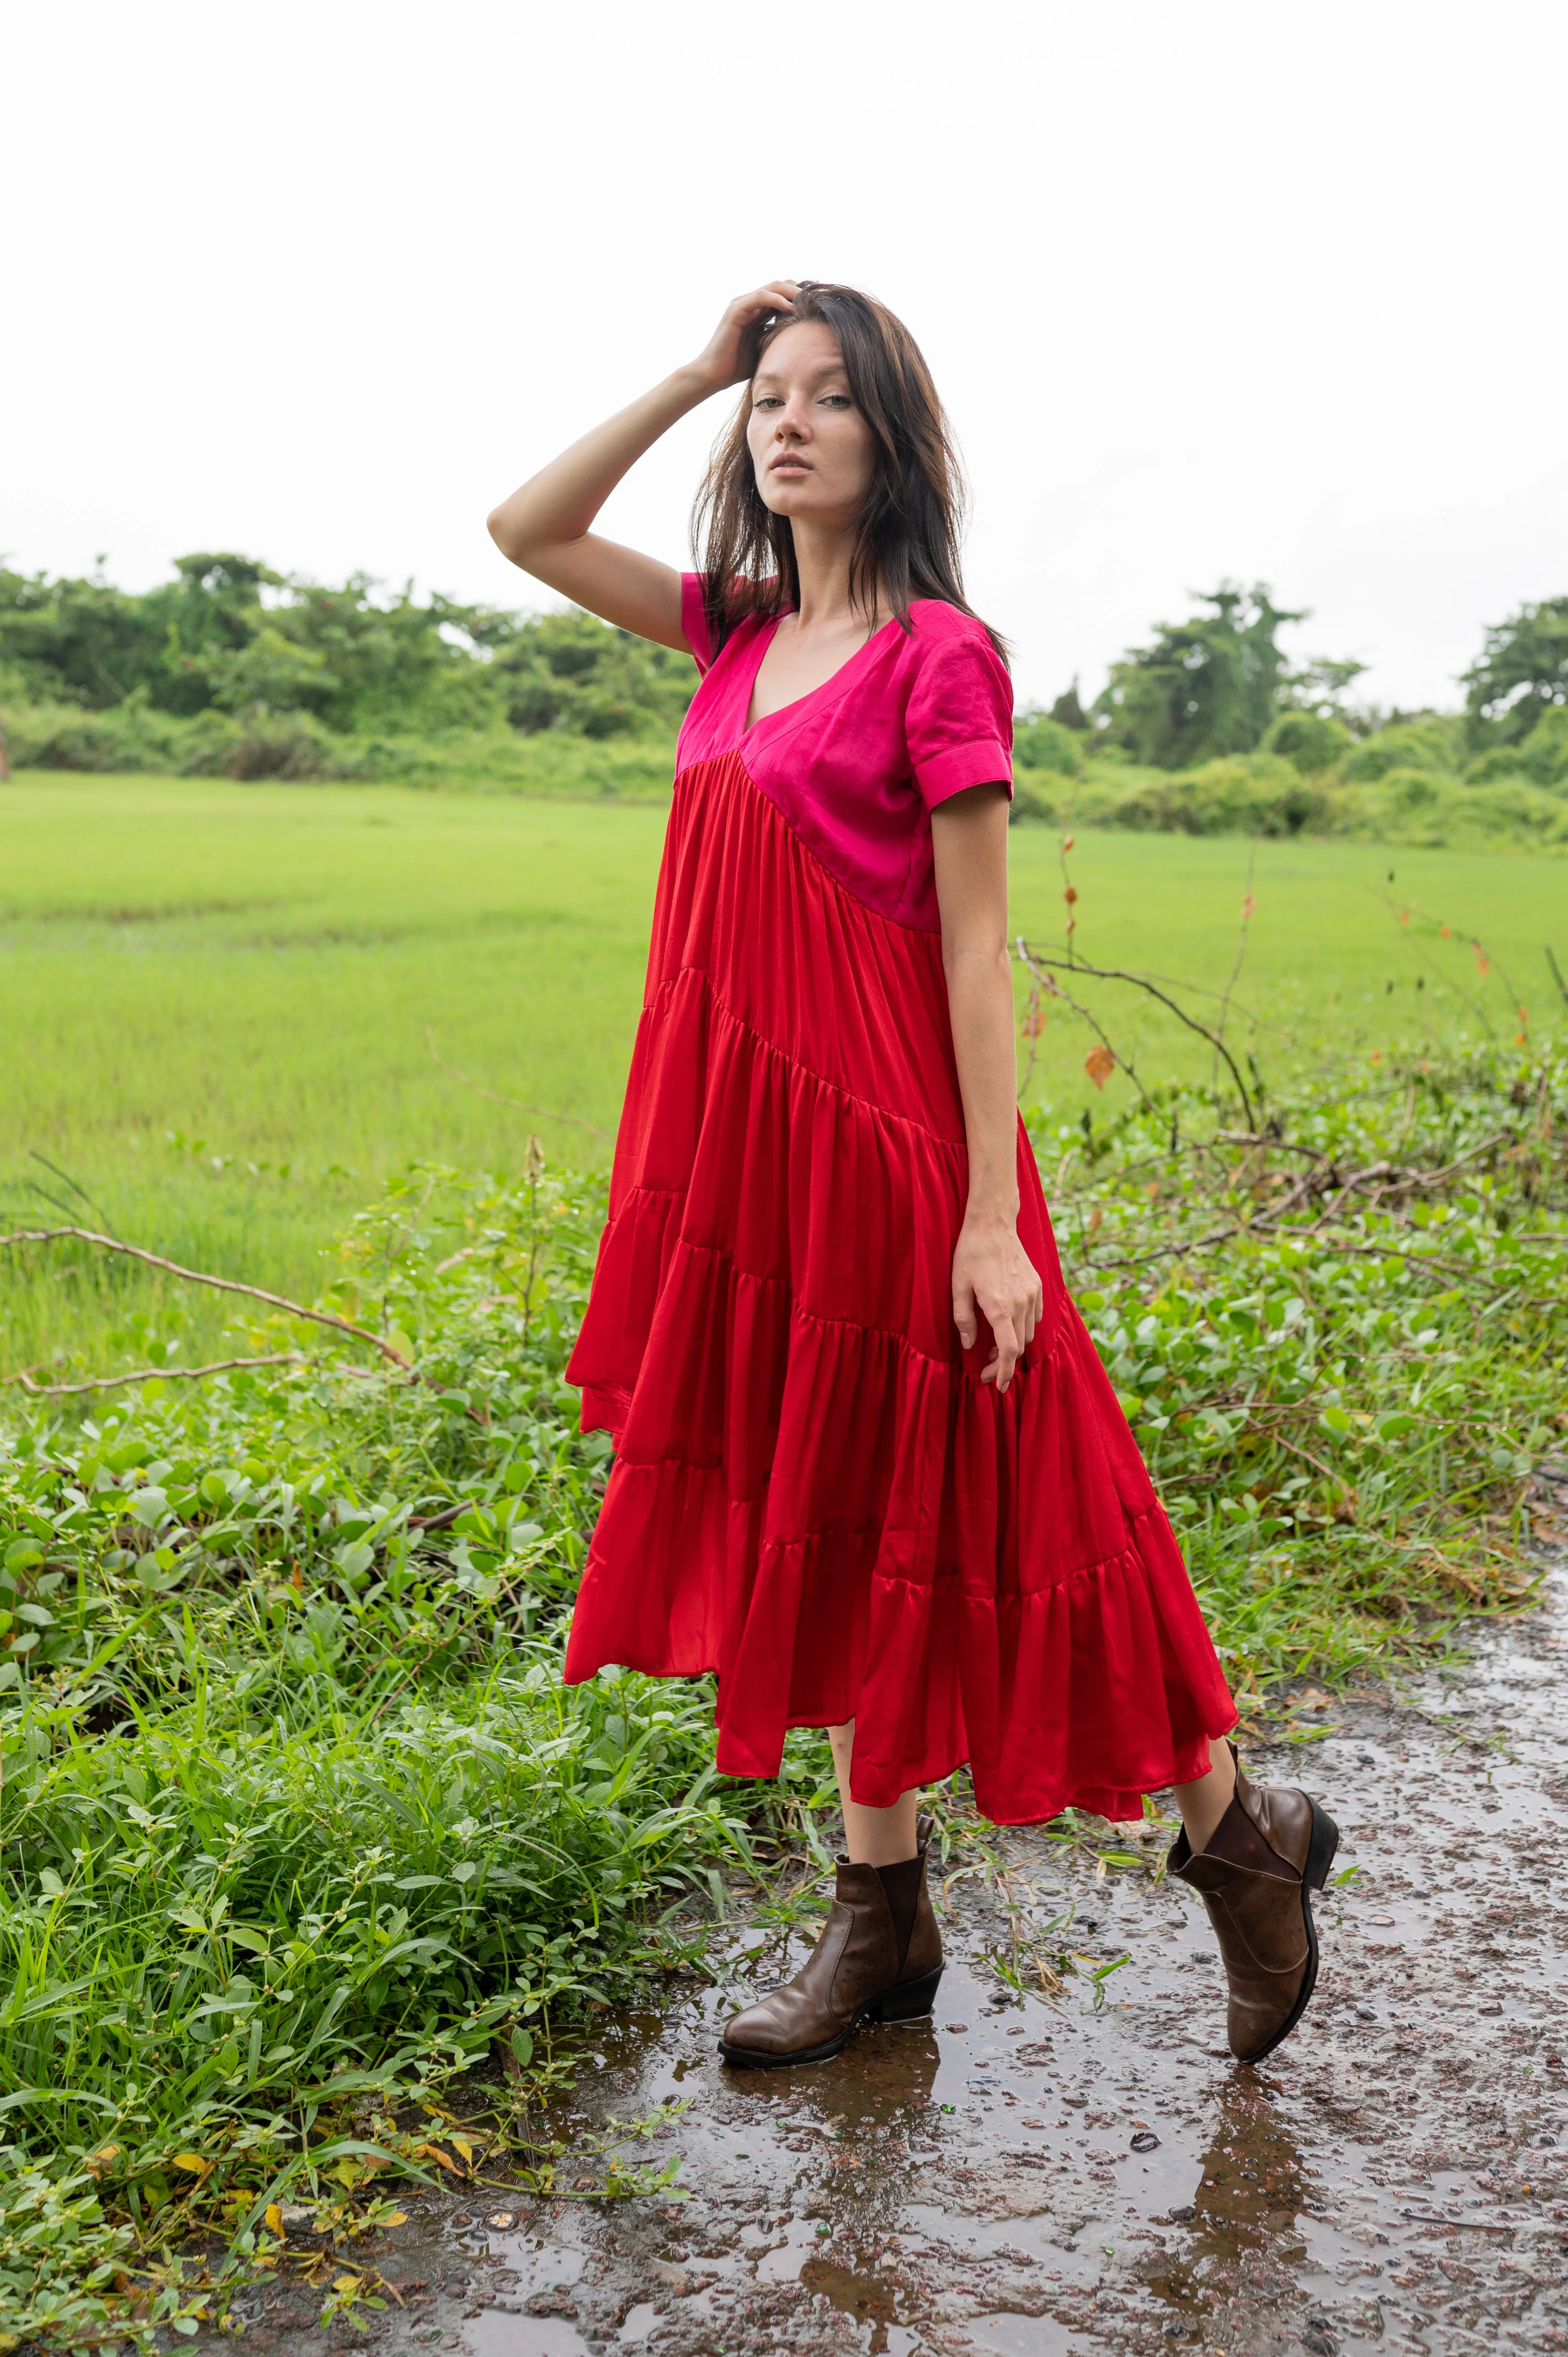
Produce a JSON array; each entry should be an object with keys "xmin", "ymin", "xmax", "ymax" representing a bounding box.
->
[{"xmin": 691, "ymin": 281, "xmax": 1006, "ymax": 665}]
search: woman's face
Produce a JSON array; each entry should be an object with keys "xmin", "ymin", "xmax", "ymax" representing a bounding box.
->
[{"xmin": 746, "ymin": 320, "xmax": 877, "ymax": 528}]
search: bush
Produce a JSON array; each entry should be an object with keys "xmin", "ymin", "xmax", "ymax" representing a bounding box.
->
[
  {"xmin": 1012, "ymin": 711, "xmax": 1084, "ymax": 777},
  {"xmin": 1340, "ymin": 717, "xmax": 1462, "ymax": 783},
  {"xmin": 207, "ymin": 711, "xmax": 369, "ymax": 782},
  {"xmin": 1090, "ymin": 753, "xmax": 1322, "ymax": 837},
  {"xmin": 1465, "ymin": 705, "xmax": 1568, "ymax": 793},
  {"xmin": 2, "ymin": 697, "xmax": 196, "ymax": 774},
  {"xmin": 1330, "ymin": 768, "xmax": 1568, "ymax": 847},
  {"xmin": 1009, "ymin": 775, "xmax": 1065, "ymax": 825},
  {"xmin": 1263, "ymin": 710, "xmax": 1352, "ymax": 775}
]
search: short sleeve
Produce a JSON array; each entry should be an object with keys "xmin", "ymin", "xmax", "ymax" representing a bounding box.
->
[
  {"xmin": 681, "ymin": 573, "xmax": 717, "ymax": 675},
  {"xmin": 904, "ymin": 626, "xmax": 1014, "ymax": 810}
]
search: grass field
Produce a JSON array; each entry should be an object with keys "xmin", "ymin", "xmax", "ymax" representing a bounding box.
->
[
  {"xmin": 3, "ymin": 766, "xmax": 1565, "ymax": 1377},
  {"xmin": 2, "ymin": 766, "xmax": 1565, "ymax": 2339}
]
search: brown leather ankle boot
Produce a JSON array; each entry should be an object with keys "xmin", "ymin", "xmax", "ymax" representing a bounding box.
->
[
  {"xmin": 719, "ymin": 1814, "xmax": 944, "ymax": 2068},
  {"xmin": 1169, "ymin": 1744, "xmax": 1339, "ymax": 2064}
]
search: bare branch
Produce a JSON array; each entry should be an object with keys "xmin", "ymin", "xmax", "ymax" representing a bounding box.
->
[
  {"xmin": 1014, "ymin": 942, "xmax": 1160, "ymax": 1117},
  {"xmin": 1017, "ymin": 940, "xmax": 1258, "ymax": 1130},
  {"xmin": 0, "ymin": 1226, "xmax": 411, "ymax": 1368},
  {"xmin": 7, "ymin": 1352, "xmax": 305, "ymax": 1399}
]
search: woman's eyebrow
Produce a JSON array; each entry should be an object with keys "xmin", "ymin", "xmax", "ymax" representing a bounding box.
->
[{"xmin": 752, "ymin": 360, "xmax": 850, "ymax": 395}]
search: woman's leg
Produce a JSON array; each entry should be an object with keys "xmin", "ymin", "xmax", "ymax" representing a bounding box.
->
[
  {"xmin": 827, "ymin": 1719, "xmax": 919, "ymax": 1862},
  {"xmin": 829, "ymin": 1722, "xmax": 1239, "ymax": 1858},
  {"xmin": 718, "ymin": 1717, "xmax": 940, "ymax": 2065},
  {"xmin": 1172, "ymin": 1732, "xmax": 1238, "ymax": 1848},
  {"xmin": 1168, "ymin": 1731, "xmax": 1339, "ymax": 2066}
]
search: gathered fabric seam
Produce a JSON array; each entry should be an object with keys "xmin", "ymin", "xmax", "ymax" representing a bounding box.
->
[
  {"xmin": 594, "ymin": 1205, "xmax": 1066, "ymax": 1378},
  {"xmin": 591, "ymin": 1504, "xmax": 1165, "ymax": 1598},
  {"xmin": 633, "ymin": 962, "xmax": 967, "ymax": 1151},
  {"xmin": 667, "ymin": 749, "xmax": 950, "ymax": 942}
]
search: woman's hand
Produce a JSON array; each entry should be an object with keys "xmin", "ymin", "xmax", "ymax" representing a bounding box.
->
[
  {"xmin": 488, "ymin": 281, "xmax": 790, "ymax": 643},
  {"xmin": 952, "ymin": 1207, "xmax": 1044, "ymax": 1392},
  {"xmin": 687, "ymin": 282, "xmax": 799, "ymax": 393}
]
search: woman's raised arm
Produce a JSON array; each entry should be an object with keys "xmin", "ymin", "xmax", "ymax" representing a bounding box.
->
[{"xmin": 486, "ymin": 282, "xmax": 797, "ymax": 651}]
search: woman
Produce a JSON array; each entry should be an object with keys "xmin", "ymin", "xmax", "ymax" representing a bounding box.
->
[{"xmin": 488, "ymin": 281, "xmax": 1338, "ymax": 2070}]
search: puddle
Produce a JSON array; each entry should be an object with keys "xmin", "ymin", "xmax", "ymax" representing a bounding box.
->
[{"xmin": 244, "ymin": 1552, "xmax": 1568, "ymax": 2356}]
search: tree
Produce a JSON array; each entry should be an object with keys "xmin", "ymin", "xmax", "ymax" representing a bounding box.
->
[
  {"xmin": 0, "ymin": 564, "xmax": 164, "ymax": 709},
  {"xmin": 1095, "ymin": 584, "xmax": 1305, "ymax": 769},
  {"xmin": 0, "ymin": 557, "xmax": 700, "ymax": 742},
  {"xmin": 1048, "ymin": 678, "xmax": 1091, "ymax": 731},
  {"xmin": 487, "ymin": 609, "xmax": 695, "ymax": 738},
  {"xmin": 1279, "ymin": 652, "xmax": 1367, "ymax": 725},
  {"xmin": 1462, "ymin": 596, "xmax": 1568, "ymax": 744}
]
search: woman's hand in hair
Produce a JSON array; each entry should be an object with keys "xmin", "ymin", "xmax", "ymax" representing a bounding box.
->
[
  {"xmin": 689, "ymin": 282, "xmax": 799, "ymax": 392},
  {"xmin": 487, "ymin": 280, "xmax": 798, "ymax": 645}
]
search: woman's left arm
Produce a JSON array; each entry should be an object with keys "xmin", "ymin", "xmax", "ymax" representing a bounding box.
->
[{"xmin": 930, "ymin": 783, "xmax": 1044, "ymax": 1392}]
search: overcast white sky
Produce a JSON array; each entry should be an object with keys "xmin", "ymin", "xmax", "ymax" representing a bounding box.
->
[{"xmin": 7, "ymin": 0, "xmax": 1565, "ymax": 714}]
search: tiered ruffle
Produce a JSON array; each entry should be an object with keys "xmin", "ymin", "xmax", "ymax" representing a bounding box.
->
[{"xmin": 564, "ymin": 751, "xmax": 1234, "ymax": 1822}]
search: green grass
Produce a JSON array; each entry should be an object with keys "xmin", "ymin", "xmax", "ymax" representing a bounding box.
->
[
  {"xmin": 3, "ymin": 770, "xmax": 1565, "ymax": 1382},
  {"xmin": 2, "ymin": 764, "xmax": 1565, "ymax": 2341}
]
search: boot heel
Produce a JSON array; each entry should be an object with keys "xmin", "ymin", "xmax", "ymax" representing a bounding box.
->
[
  {"xmin": 1304, "ymin": 1799, "xmax": 1340, "ymax": 1891},
  {"xmin": 867, "ymin": 1965, "xmax": 943, "ymax": 2024}
]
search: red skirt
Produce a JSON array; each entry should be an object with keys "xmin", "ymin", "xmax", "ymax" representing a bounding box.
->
[{"xmin": 563, "ymin": 752, "xmax": 1235, "ymax": 1822}]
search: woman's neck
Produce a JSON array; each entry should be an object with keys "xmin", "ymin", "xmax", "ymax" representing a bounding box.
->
[{"xmin": 789, "ymin": 516, "xmax": 880, "ymax": 633}]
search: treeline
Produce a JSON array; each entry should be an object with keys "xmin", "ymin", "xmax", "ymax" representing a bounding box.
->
[
  {"xmin": 0, "ymin": 555, "xmax": 692, "ymax": 779},
  {"xmin": 1011, "ymin": 584, "xmax": 1568, "ymax": 846},
  {"xmin": 2, "ymin": 557, "xmax": 1565, "ymax": 846}
]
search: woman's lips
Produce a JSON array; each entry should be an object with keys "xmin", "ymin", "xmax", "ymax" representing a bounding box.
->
[{"xmin": 770, "ymin": 457, "xmax": 811, "ymax": 474}]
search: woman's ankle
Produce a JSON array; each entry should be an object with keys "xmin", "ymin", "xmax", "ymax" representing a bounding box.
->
[{"xmin": 1173, "ymin": 1736, "xmax": 1238, "ymax": 1851}]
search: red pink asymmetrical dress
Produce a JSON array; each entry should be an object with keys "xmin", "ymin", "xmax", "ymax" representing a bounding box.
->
[{"xmin": 562, "ymin": 579, "xmax": 1235, "ymax": 1824}]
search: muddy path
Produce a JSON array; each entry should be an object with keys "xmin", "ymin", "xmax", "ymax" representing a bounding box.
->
[{"xmin": 241, "ymin": 1552, "xmax": 1568, "ymax": 2357}]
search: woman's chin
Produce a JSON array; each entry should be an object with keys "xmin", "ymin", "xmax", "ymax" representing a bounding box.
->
[{"xmin": 757, "ymin": 484, "xmax": 857, "ymax": 527}]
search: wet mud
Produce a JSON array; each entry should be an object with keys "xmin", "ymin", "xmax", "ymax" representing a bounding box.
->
[{"xmin": 251, "ymin": 1555, "xmax": 1568, "ymax": 2356}]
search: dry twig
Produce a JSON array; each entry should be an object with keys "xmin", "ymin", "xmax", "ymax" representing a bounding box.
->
[
  {"xmin": 8, "ymin": 1352, "xmax": 305, "ymax": 1399},
  {"xmin": 0, "ymin": 1225, "xmax": 411, "ymax": 1369}
]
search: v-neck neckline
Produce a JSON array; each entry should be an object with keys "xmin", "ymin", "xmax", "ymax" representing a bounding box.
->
[{"xmin": 741, "ymin": 609, "xmax": 898, "ymax": 738}]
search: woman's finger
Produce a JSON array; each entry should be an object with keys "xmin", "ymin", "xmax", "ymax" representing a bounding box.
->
[
  {"xmin": 735, "ymin": 282, "xmax": 796, "ymax": 320},
  {"xmin": 990, "ymin": 1314, "xmax": 1021, "ymax": 1393},
  {"xmin": 952, "ymin": 1274, "xmax": 979, "ymax": 1352}
]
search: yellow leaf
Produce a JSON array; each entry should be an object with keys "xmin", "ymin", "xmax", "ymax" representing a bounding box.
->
[
  {"xmin": 85, "ymin": 2145, "xmax": 122, "ymax": 2176},
  {"xmin": 265, "ymin": 2205, "xmax": 283, "ymax": 2236},
  {"xmin": 333, "ymin": 2276, "xmax": 361, "ymax": 2294},
  {"xmin": 172, "ymin": 2153, "xmax": 211, "ymax": 2177},
  {"xmin": 451, "ymin": 2136, "xmax": 474, "ymax": 2166},
  {"xmin": 1084, "ymin": 1045, "xmax": 1115, "ymax": 1089},
  {"xmin": 414, "ymin": 2142, "xmax": 460, "ymax": 2173}
]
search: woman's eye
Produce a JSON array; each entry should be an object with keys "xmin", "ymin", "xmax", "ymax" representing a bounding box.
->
[
  {"xmin": 753, "ymin": 396, "xmax": 783, "ymax": 410},
  {"xmin": 821, "ymin": 394, "xmax": 852, "ymax": 408}
]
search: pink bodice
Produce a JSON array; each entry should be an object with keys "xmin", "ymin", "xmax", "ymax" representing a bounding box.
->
[{"xmin": 675, "ymin": 575, "xmax": 1013, "ymax": 933}]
